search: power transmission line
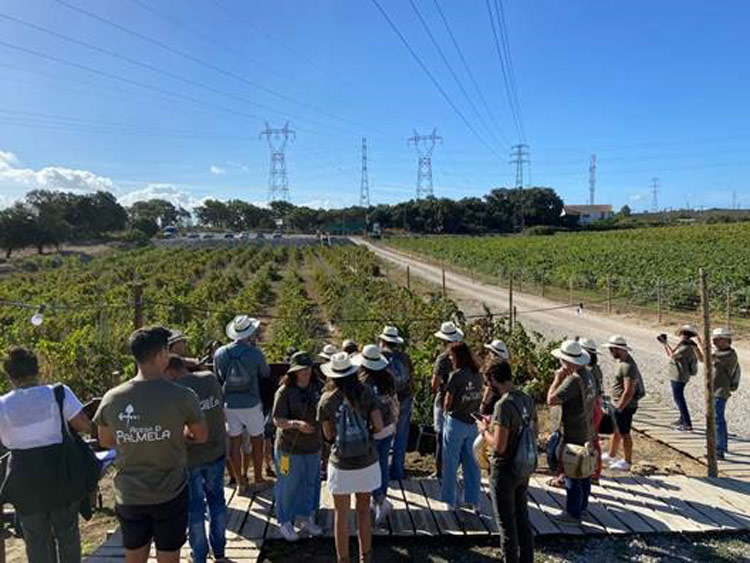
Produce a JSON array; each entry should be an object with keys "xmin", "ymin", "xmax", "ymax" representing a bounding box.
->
[
  {"xmin": 589, "ymin": 154, "xmax": 596, "ymax": 205},
  {"xmin": 409, "ymin": 129, "xmax": 443, "ymax": 199},
  {"xmin": 369, "ymin": 0, "xmax": 503, "ymax": 159},
  {"xmin": 260, "ymin": 122, "xmax": 295, "ymax": 203},
  {"xmin": 494, "ymin": 0, "xmax": 525, "ymax": 139},
  {"xmin": 485, "ymin": 0, "xmax": 524, "ymax": 141},
  {"xmin": 651, "ymin": 177, "xmax": 660, "ymax": 212},
  {"xmin": 431, "ymin": 0, "xmax": 510, "ymax": 147},
  {"xmin": 408, "ymin": 0, "xmax": 507, "ymax": 151},
  {"xmin": 360, "ymin": 138, "xmax": 370, "ymax": 207},
  {"xmin": 509, "ymin": 143, "xmax": 530, "ymax": 188}
]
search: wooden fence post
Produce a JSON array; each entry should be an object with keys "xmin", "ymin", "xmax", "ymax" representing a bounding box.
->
[
  {"xmin": 700, "ymin": 268, "xmax": 718, "ymax": 478},
  {"xmin": 607, "ymin": 274, "xmax": 613, "ymax": 314},
  {"xmin": 509, "ymin": 274, "xmax": 514, "ymax": 330},
  {"xmin": 657, "ymin": 279, "xmax": 663, "ymax": 324},
  {"xmin": 540, "ymin": 270, "xmax": 545, "ymax": 298},
  {"xmin": 727, "ymin": 286, "xmax": 732, "ymax": 329},
  {"xmin": 133, "ymin": 283, "xmax": 144, "ymax": 331},
  {"xmin": 441, "ymin": 268, "xmax": 446, "ymax": 297},
  {"xmin": 569, "ymin": 277, "xmax": 574, "ymax": 305},
  {"xmin": 406, "ymin": 265, "xmax": 411, "ymax": 291}
]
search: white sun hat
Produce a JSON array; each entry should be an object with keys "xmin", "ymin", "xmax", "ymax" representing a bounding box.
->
[
  {"xmin": 352, "ymin": 344, "xmax": 389, "ymax": 371},
  {"xmin": 379, "ymin": 325, "xmax": 405, "ymax": 345},
  {"xmin": 676, "ymin": 324, "xmax": 699, "ymax": 337},
  {"xmin": 226, "ymin": 315, "xmax": 261, "ymax": 341},
  {"xmin": 320, "ymin": 352, "xmax": 360, "ymax": 379},
  {"xmin": 552, "ymin": 339, "xmax": 590, "ymax": 366},
  {"xmin": 601, "ymin": 335, "xmax": 632, "ymax": 351},
  {"xmin": 712, "ymin": 327, "xmax": 733, "ymax": 339},
  {"xmin": 434, "ymin": 321, "xmax": 464, "ymax": 342},
  {"xmin": 318, "ymin": 344, "xmax": 338, "ymax": 360},
  {"xmin": 579, "ymin": 337, "xmax": 597, "ymax": 354},
  {"xmin": 484, "ymin": 339, "xmax": 509, "ymax": 360}
]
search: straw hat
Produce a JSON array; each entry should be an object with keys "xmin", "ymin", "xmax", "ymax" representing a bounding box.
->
[
  {"xmin": 676, "ymin": 324, "xmax": 699, "ymax": 338},
  {"xmin": 352, "ymin": 344, "xmax": 389, "ymax": 371},
  {"xmin": 318, "ymin": 344, "xmax": 338, "ymax": 360},
  {"xmin": 320, "ymin": 352, "xmax": 359, "ymax": 379},
  {"xmin": 434, "ymin": 321, "xmax": 464, "ymax": 342},
  {"xmin": 484, "ymin": 339, "xmax": 509, "ymax": 360},
  {"xmin": 287, "ymin": 351, "xmax": 313, "ymax": 373},
  {"xmin": 552, "ymin": 339, "xmax": 590, "ymax": 366},
  {"xmin": 712, "ymin": 327, "xmax": 733, "ymax": 340},
  {"xmin": 579, "ymin": 337, "xmax": 597, "ymax": 354},
  {"xmin": 226, "ymin": 315, "xmax": 261, "ymax": 341},
  {"xmin": 379, "ymin": 325, "xmax": 404, "ymax": 345},
  {"xmin": 601, "ymin": 335, "xmax": 632, "ymax": 351},
  {"xmin": 167, "ymin": 329, "xmax": 187, "ymax": 346}
]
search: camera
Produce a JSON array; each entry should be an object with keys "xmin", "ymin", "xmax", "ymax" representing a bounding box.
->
[{"xmin": 656, "ymin": 333, "xmax": 668, "ymax": 344}]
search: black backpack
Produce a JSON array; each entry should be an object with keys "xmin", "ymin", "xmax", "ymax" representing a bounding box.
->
[{"xmin": 506, "ymin": 397, "xmax": 538, "ymax": 479}]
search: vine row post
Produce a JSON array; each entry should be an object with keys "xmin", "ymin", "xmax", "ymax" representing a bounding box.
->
[
  {"xmin": 657, "ymin": 279, "xmax": 663, "ymax": 324},
  {"xmin": 509, "ymin": 274, "xmax": 514, "ymax": 330},
  {"xmin": 406, "ymin": 265, "xmax": 411, "ymax": 290},
  {"xmin": 700, "ymin": 268, "xmax": 718, "ymax": 478},
  {"xmin": 607, "ymin": 274, "xmax": 613, "ymax": 314},
  {"xmin": 726, "ymin": 286, "xmax": 732, "ymax": 330},
  {"xmin": 133, "ymin": 282, "xmax": 144, "ymax": 331},
  {"xmin": 540, "ymin": 270, "xmax": 545, "ymax": 298},
  {"xmin": 569, "ymin": 277, "xmax": 574, "ymax": 305},
  {"xmin": 441, "ymin": 268, "xmax": 446, "ymax": 297}
]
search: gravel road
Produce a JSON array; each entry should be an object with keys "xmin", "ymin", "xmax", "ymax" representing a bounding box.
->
[{"xmin": 357, "ymin": 239, "xmax": 750, "ymax": 441}]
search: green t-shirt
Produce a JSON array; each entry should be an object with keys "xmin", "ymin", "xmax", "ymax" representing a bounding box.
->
[
  {"xmin": 668, "ymin": 340, "xmax": 698, "ymax": 383},
  {"xmin": 177, "ymin": 371, "xmax": 226, "ymax": 467},
  {"xmin": 713, "ymin": 347, "xmax": 738, "ymax": 400},
  {"xmin": 445, "ymin": 367, "xmax": 484, "ymax": 424},
  {"xmin": 612, "ymin": 357, "xmax": 643, "ymax": 410},
  {"xmin": 93, "ymin": 377, "xmax": 204, "ymax": 506},
  {"xmin": 272, "ymin": 380, "xmax": 323, "ymax": 455},
  {"xmin": 316, "ymin": 386, "xmax": 378, "ymax": 470},
  {"xmin": 554, "ymin": 370, "xmax": 595, "ymax": 446},
  {"xmin": 490, "ymin": 389, "xmax": 537, "ymax": 470},
  {"xmin": 433, "ymin": 352, "xmax": 452, "ymax": 409}
]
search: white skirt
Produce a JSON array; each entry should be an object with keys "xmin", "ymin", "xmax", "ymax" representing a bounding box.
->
[{"xmin": 327, "ymin": 461, "xmax": 381, "ymax": 495}]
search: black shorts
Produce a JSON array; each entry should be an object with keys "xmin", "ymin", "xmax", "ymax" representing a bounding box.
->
[
  {"xmin": 614, "ymin": 407, "xmax": 636, "ymax": 435},
  {"xmin": 115, "ymin": 486, "xmax": 188, "ymax": 552}
]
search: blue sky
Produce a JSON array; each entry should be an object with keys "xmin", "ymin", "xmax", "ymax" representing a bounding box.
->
[{"xmin": 1, "ymin": 0, "xmax": 750, "ymax": 211}]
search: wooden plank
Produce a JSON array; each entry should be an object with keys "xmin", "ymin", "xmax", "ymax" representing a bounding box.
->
[
  {"xmin": 419, "ymin": 478, "xmax": 463, "ymax": 536},
  {"xmin": 597, "ymin": 479, "xmax": 671, "ymax": 533},
  {"xmin": 531, "ymin": 477, "xmax": 606, "ymax": 536},
  {"xmin": 386, "ymin": 480, "xmax": 416, "ymax": 537},
  {"xmin": 226, "ymin": 487, "xmax": 253, "ymax": 540},
  {"xmin": 593, "ymin": 479, "xmax": 660, "ymax": 534},
  {"xmin": 454, "ymin": 505, "xmax": 490, "ymax": 536},
  {"xmin": 477, "ymin": 482, "xmax": 500, "ymax": 535},
  {"xmin": 243, "ymin": 489, "xmax": 270, "ymax": 540},
  {"xmin": 400, "ymin": 478, "xmax": 439, "ymax": 536},
  {"xmin": 581, "ymin": 482, "xmax": 632, "ymax": 535},
  {"xmin": 628, "ymin": 476, "xmax": 711, "ymax": 533}
]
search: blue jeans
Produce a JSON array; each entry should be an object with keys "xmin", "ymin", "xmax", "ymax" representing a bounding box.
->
[
  {"xmin": 374, "ymin": 434, "xmax": 394, "ymax": 503},
  {"xmin": 716, "ymin": 397, "xmax": 728, "ymax": 454},
  {"xmin": 440, "ymin": 415, "xmax": 481, "ymax": 507},
  {"xmin": 187, "ymin": 456, "xmax": 227, "ymax": 563},
  {"xmin": 564, "ymin": 477, "xmax": 591, "ymax": 519},
  {"xmin": 671, "ymin": 380, "xmax": 692, "ymax": 428},
  {"xmin": 390, "ymin": 395, "xmax": 412, "ymax": 480},
  {"xmin": 274, "ymin": 448, "xmax": 322, "ymax": 524}
]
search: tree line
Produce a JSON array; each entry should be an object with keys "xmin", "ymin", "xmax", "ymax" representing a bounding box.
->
[{"xmin": 0, "ymin": 187, "xmax": 569, "ymax": 257}]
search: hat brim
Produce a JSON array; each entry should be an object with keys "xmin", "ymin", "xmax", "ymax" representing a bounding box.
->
[
  {"xmin": 287, "ymin": 364, "xmax": 312, "ymax": 373},
  {"xmin": 676, "ymin": 329, "xmax": 698, "ymax": 337},
  {"xmin": 552, "ymin": 348, "xmax": 590, "ymax": 366},
  {"xmin": 351, "ymin": 353, "xmax": 389, "ymax": 371},
  {"xmin": 320, "ymin": 363, "xmax": 359, "ymax": 379},
  {"xmin": 226, "ymin": 319, "xmax": 260, "ymax": 341},
  {"xmin": 435, "ymin": 329, "xmax": 464, "ymax": 342},
  {"xmin": 168, "ymin": 335, "xmax": 188, "ymax": 345},
  {"xmin": 601, "ymin": 343, "xmax": 631, "ymax": 351},
  {"xmin": 379, "ymin": 334, "xmax": 404, "ymax": 345},
  {"xmin": 484, "ymin": 344, "xmax": 509, "ymax": 359}
]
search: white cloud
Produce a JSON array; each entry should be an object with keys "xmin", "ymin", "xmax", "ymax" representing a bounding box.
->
[
  {"xmin": 0, "ymin": 149, "xmax": 114, "ymax": 193},
  {"xmin": 299, "ymin": 199, "xmax": 332, "ymax": 210},
  {"xmin": 209, "ymin": 165, "xmax": 226, "ymax": 175},
  {"xmin": 118, "ymin": 183, "xmax": 207, "ymax": 210}
]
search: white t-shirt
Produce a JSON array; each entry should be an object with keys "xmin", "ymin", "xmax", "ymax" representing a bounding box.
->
[{"xmin": 0, "ymin": 384, "xmax": 83, "ymax": 450}]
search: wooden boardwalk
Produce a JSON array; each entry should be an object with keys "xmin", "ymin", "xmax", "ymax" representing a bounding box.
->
[
  {"xmin": 633, "ymin": 397, "xmax": 750, "ymax": 480},
  {"xmin": 86, "ymin": 474, "xmax": 750, "ymax": 562}
]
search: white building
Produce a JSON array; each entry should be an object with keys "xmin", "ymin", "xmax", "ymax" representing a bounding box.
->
[{"xmin": 562, "ymin": 204, "xmax": 614, "ymax": 225}]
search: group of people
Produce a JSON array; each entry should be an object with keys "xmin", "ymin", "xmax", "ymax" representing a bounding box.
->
[{"xmin": 0, "ymin": 311, "xmax": 740, "ymax": 563}]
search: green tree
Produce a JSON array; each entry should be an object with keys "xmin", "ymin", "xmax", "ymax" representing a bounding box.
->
[{"xmin": 0, "ymin": 202, "xmax": 35, "ymax": 258}]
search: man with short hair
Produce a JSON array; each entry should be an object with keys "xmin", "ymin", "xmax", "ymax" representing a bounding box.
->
[
  {"xmin": 601, "ymin": 335, "xmax": 644, "ymax": 472},
  {"xmin": 164, "ymin": 355, "xmax": 227, "ymax": 563},
  {"xmin": 94, "ymin": 326, "xmax": 207, "ymax": 563},
  {"xmin": 214, "ymin": 315, "xmax": 271, "ymax": 491},
  {"xmin": 711, "ymin": 327, "xmax": 739, "ymax": 460}
]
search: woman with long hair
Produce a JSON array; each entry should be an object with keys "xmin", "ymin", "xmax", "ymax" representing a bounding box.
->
[
  {"xmin": 355, "ymin": 344, "xmax": 399, "ymax": 526},
  {"xmin": 318, "ymin": 353, "xmax": 383, "ymax": 563},
  {"xmin": 271, "ymin": 352, "xmax": 324, "ymax": 542},
  {"xmin": 441, "ymin": 341, "xmax": 483, "ymax": 510}
]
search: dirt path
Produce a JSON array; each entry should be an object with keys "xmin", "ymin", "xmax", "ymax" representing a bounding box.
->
[{"xmin": 355, "ymin": 238, "xmax": 750, "ymax": 441}]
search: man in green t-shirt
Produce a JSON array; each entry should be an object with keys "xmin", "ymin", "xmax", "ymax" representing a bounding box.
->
[
  {"xmin": 94, "ymin": 327, "xmax": 207, "ymax": 563},
  {"xmin": 712, "ymin": 327, "xmax": 739, "ymax": 459},
  {"xmin": 164, "ymin": 354, "xmax": 227, "ymax": 563}
]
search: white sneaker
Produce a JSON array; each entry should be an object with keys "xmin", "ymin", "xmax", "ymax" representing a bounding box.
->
[
  {"xmin": 279, "ymin": 522, "xmax": 298, "ymax": 542},
  {"xmin": 375, "ymin": 499, "xmax": 392, "ymax": 525},
  {"xmin": 600, "ymin": 452, "xmax": 613, "ymax": 464},
  {"xmin": 302, "ymin": 516, "xmax": 323, "ymax": 537},
  {"xmin": 609, "ymin": 459, "xmax": 632, "ymax": 472}
]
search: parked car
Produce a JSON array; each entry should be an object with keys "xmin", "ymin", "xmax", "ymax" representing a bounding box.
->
[
  {"xmin": 224, "ymin": 233, "xmax": 234, "ymax": 240},
  {"xmin": 256, "ymin": 232, "xmax": 266, "ymax": 240},
  {"xmin": 272, "ymin": 231, "xmax": 282, "ymax": 240}
]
